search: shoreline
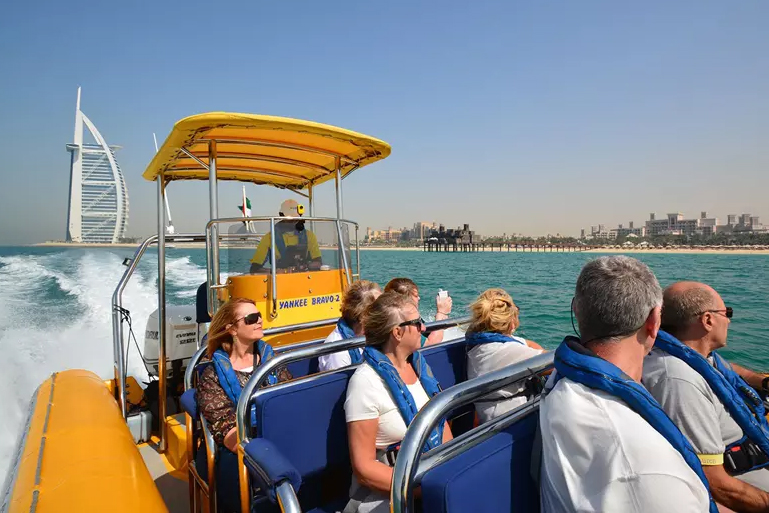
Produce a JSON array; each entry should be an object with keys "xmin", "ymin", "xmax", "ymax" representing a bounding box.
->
[{"xmin": 29, "ymin": 242, "xmax": 769, "ymax": 255}]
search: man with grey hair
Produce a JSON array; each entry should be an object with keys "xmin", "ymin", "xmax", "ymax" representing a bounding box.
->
[
  {"xmin": 643, "ymin": 281, "xmax": 769, "ymax": 511},
  {"xmin": 540, "ymin": 256, "xmax": 714, "ymax": 512}
]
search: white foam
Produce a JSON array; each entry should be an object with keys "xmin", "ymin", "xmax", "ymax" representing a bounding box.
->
[
  {"xmin": 165, "ymin": 256, "xmax": 208, "ymax": 298},
  {"xmin": 0, "ymin": 250, "xmax": 195, "ymax": 486}
]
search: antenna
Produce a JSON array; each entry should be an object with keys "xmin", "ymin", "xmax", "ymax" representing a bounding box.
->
[{"xmin": 154, "ymin": 133, "xmax": 175, "ymax": 234}]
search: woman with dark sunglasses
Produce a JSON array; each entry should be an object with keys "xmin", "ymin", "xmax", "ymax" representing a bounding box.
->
[
  {"xmin": 197, "ymin": 297, "xmax": 292, "ymax": 513},
  {"xmin": 344, "ymin": 292, "xmax": 452, "ymax": 513}
]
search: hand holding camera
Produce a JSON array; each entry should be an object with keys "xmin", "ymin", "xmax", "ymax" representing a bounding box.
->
[{"xmin": 436, "ymin": 289, "xmax": 452, "ymax": 319}]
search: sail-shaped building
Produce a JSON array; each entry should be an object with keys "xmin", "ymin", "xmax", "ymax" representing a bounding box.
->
[{"xmin": 65, "ymin": 88, "xmax": 129, "ymax": 243}]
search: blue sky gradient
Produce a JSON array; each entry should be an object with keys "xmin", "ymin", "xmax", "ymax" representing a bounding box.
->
[{"xmin": 1, "ymin": 0, "xmax": 767, "ymax": 244}]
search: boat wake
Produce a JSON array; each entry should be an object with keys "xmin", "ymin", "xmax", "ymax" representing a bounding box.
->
[{"xmin": 0, "ymin": 249, "xmax": 204, "ymax": 486}]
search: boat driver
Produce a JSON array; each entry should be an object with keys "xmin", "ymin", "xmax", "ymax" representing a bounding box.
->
[
  {"xmin": 643, "ymin": 281, "xmax": 769, "ymax": 511},
  {"xmin": 249, "ymin": 199, "xmax": 322, "ymax": 273},
  {"xmin": 539, "ymin": 256, "xmax": 714, "ymax": 512}
]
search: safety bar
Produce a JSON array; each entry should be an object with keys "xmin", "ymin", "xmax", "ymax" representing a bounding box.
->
[
  {"xmin": 204, "ymin": 216, "xmax": 359, "ymax": 317},
  {"xmin": 236, "ymin": 315, "xmax": 471, "ymax": 443},
  {"xmin": 275, "ymin": 482, "xmax": 302, "ymax": 513},
  {"xmin": 390, "ymin": 351, "xmax": 554, "ymax": 513},
  {"xmin": 112, "ymin": 232, "xmax": 207, "ymax": 419}
]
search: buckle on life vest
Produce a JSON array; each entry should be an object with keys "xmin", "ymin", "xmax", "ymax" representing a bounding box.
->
[
  {"xmin": 725, "ymin": 440, "xmax": 769, "ymax": 475},
  {"xmin": 385, "ymin": 444, "xmax": 400, "ymax": 467}
]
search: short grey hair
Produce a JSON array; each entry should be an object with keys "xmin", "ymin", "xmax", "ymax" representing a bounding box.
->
[
  {"xmin": 661, "ymin": 286, "xmax": 716, "ymax": 336},
  {"xmin": 574, "ymin": 256, "xmax": 662, "ymax": 342}
]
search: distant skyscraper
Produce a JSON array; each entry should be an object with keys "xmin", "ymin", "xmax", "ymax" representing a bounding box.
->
[{"xmin": 65, "ymin": 88, "xmax": 129, "ymax": 243}]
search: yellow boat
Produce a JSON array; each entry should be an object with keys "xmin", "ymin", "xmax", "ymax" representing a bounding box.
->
[{"xmin": 3, "ymin": 113, "xmax": 393, "ymax": 513}]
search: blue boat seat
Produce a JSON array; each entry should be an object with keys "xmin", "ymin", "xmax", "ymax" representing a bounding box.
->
[
  {"xmin": 250, "ymin": 368, "xmax": 356, "ymax": 512},
  {"xmin": 420, "ymin": 408, "xmax": 540, "ymax": 513},
  {"xmin": 421, "ymin": 339, "xmax": 475, "ymax": 436},
  {"xmin": 286, "ymin": 357, "xmax": 319, "ymax": 380}
]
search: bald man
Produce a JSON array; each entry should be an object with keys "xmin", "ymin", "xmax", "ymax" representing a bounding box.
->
[{"xmin": 643, "ymin": 281, "xmax": 769, "ymax": 512}]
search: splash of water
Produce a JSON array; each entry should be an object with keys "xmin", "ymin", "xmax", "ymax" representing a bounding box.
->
[{"xmin": 0, "ymin": 250, "xmax": 203, "ymax": 487}]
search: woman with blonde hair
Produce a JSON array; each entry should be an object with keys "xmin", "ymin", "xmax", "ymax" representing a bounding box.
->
[
  {"xmin": 318, "ymin": 280, "xmax": 382, "ymax": 372},
  {"xmin": 466, "ymin": 288, "xmax": 544, "ymax": 424},
  {"xmin": 197, "ymin": 298, "xmax": 291, "ymax": 512},
  {"xmin": 344, "ymin": 292, "xmax": 452, "ymax": 513}
]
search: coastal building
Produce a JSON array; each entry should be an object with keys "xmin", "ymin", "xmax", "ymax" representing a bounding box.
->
[
  {"xmin": 718, "ymin": 214, "xmax": 766, "ymax": 234},
  {"xmin": 412, "ymin": 221, "xmax": 436, "ymax": 240},
  {"xmin": 366, "ymin": 226, "xmax": 403, "ymax": 242},
  {"xmin": 645, "ymin": 212, "xmax": 718, "ymax": 237},
  {"xmin": 65, "ymin": 88, "xmax": 129, "ymax": 243}
]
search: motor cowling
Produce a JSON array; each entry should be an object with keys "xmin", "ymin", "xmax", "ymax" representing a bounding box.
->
[{"xmin": 142, "ymin": 305, "xmax": 204, "ymax": 375}]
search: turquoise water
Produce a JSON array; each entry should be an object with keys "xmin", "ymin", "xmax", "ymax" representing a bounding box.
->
[{"xmin": 0, "ymin": 246, "xmax": 767, "ymax": 481}]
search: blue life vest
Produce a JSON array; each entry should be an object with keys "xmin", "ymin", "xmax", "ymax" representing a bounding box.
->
[
  {"xmin": 548, "ymin": 337, "xmax": 717, "ymax": 513},
  {"xmin": 267, "ymin": 223, "xmax": 309, "ymax": 267},
  {"xmin": 336, "ymin": 318, "xmax": 363, "ymax": 365},
  {"xmin": 362, "ymin": 346, "xmax": 444, "ymax": 453},
  {"xmin": 465, "ymin": 331, "xmax": 527, "ymax": 346},
  {"xmin": 654, "ymin": 331, "xmax": 769, "ymax": 469},
  {"xmin": 211, "ymin": 340, "xmax": 278, "ymax": 429}
]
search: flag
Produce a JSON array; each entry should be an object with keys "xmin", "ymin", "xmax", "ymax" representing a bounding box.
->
[{"xmin": 238, "ymin": 197, "xmax": 252, "ymax": 216}]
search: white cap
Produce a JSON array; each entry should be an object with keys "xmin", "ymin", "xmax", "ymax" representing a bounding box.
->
[{"xmin": 279, "ymin": 199, "xmax": 304, "ymax": 217}]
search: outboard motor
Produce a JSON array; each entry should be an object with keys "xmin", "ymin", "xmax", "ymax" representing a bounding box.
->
[{"xmin": 142, "ymin": 304, "xmax": 203, "ymax": 376}]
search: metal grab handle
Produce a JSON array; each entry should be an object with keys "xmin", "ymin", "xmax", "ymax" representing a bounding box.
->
[{"xmin": 390, "ymin": 351, "xmax": 554, "ymax": 513}]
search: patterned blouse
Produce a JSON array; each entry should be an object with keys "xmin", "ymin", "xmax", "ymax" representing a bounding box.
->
[{"xmin": 198, "ymin": 359, "xmax": 292, "ymax": 446}]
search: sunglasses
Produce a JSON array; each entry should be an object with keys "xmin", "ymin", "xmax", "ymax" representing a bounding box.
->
[
  {"xmin": 399, "ymin": 317, "xmax": 425, "ymax": 328},
  {"xmin": 234, "ymin": 312, "xmax": 262, "ymax": 325},
  {"xmin": 699, "ymin": 307, "xmax": 733, "ymax": 319}
]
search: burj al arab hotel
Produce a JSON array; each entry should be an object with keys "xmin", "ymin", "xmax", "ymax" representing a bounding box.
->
[{"xmin": 65, "ymin": 88, "xmax": 129, "ymax": 243}]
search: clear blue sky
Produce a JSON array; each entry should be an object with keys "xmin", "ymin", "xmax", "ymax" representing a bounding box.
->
[{"xmin": 1, "ymin": 0, "xmax": 767, "ymax": 244}]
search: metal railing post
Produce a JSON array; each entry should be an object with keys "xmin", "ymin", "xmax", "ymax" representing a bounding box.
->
[
  {"xmin": 157, "ymin": 175, "xmax": 168, "ymax": 452},
  {"xmin": 270, "ymin": 217, "xmax": 278, "ymax": 317},
  {"xmin": 209, "ymin": 140, "xmax": 220, "ymax": 314}
]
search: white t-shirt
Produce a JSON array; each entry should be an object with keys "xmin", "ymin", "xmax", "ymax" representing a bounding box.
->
[
  {"xmin": 318, "ymin": 325, "xmax": 362, "ymax": 372},
  {"xmin": 540, "ymin": 376, "xmax": 711, "ymax": 513},
  {"xmin": 344, "ymin": 362, "xmax": 430, "ymax": 449},
  {"xmin": 466, "ymin": 336, "xmax": 543, "ymax": 423}
]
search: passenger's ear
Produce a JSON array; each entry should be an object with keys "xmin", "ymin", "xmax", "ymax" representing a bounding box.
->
[{"xmin": 646, "ymin": 306, "xmax": 662, "ymax": 340}]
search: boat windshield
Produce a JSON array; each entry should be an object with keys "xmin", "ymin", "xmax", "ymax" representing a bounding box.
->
[{"xmin": 219, "ymin": 218, "xmax": 354, "ymax": 277}]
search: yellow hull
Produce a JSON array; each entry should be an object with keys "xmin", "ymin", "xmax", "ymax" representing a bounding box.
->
[{"xmin": 6, "ymin": 370, "xmax": 168, "ymax": 513}]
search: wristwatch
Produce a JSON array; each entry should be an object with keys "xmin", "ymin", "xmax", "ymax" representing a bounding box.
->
[{"xmin": 762, "ymin": 376, "xmax": 769, "ymax": 394}]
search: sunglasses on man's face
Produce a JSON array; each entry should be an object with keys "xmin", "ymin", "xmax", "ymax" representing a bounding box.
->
[
  {"xmin": 235, "ymin": 312, "xmax": 262, "ymax": 325},
  {"xmin": 699, "ymin": 307, "xmax": 733, "ymax": 319},
  {"xmin": 399, "ymin": 317, "xmax": 425, "ymax": 328}
]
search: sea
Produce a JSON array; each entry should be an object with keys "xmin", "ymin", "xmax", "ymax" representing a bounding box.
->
[{"xmin": 0, "ymin": 246, "xmax": 767, "ymax": 484}]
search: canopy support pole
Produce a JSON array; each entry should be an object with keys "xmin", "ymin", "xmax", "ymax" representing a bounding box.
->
[
  {"xmin": 208, "ymin": 140, "xmax": 220, "ymax": 313},
  {"xmin": 157, "ymin": 174, "xmax": 168, "ymax": 452}
]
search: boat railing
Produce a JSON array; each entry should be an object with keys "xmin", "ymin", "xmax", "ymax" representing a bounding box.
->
[
  {"xmin": 111, "ymin": 232, "xmax": 208, "ymax": 419},
  {"xmin": 390, "ymin": 351, "xmax": 554, "ymax": 513},
  {"xmin": 204, "ymin": 216, "xmax": 360, "ymax": 317},
  {"xmin": 235, "ymin": 315, "xmax": 471, "ymax": 444}
]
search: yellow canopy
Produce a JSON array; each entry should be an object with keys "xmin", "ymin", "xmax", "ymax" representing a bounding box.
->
[{"xmin": 143, "ymin": 113, "xmax": 391, "ymax": 189}]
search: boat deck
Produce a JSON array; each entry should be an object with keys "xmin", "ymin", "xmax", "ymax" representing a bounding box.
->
[{"xmin": 139, "ymin": 414, "xmax": 190, "ymax": 513}]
